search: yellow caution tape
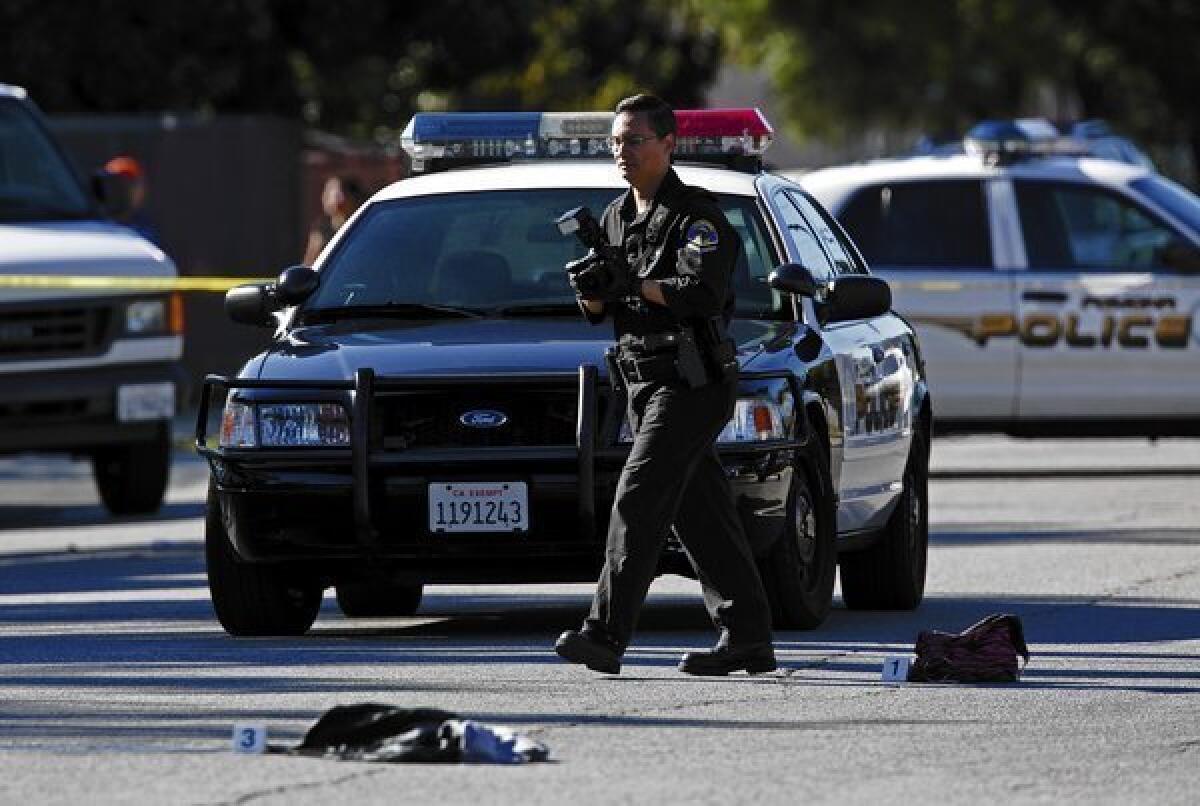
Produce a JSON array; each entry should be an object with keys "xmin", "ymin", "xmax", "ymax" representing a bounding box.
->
[
  {"xmin": 0, "ymin": 275, "xmax": 979, "ymax": 294},
  {"xmin": 0, "ymin": 275, "xmax": 272, "ymax": 292}
]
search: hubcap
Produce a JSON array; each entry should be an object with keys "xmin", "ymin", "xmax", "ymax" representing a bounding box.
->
[{"xmin": 794, "ymin": 491, "xmax": 817, "ymax": 566}]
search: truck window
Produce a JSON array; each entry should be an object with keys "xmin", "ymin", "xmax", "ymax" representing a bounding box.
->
[
  {"xmin": 839, "ymin": 180, "xmax": 992, "ymax": 269},
  {"xmin": 0, "ymin": 97, "xmax": 91, "ymax": 221}
]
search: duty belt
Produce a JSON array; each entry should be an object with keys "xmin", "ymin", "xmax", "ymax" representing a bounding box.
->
[
  {"xmin": 616, "ymin": 352, "xmax": 681, "ymax": 384},
  {"xmin": 618, "ymin": 331, "xmax": 686, "ymax": 353},
  {"xmin": 615, "ymin": 329, "xmax": 710, "ymax": 388}
]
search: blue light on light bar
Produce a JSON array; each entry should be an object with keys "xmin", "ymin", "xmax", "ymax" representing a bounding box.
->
[{"xmin": 410, "ymin": 112, "xmax": 541, "ymax": 142}]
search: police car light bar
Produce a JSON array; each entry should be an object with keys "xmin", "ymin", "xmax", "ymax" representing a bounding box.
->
[
  {"xmin": 964, "ymin": 118, "xmax": 1089, "ymax": 165},
  {"xmin": 400, "ymin": 109, "xmax": 774, "ymax": 173}
]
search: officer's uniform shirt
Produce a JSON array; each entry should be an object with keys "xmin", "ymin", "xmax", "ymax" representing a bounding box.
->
[{"xmin": 584, "ymin": 168, "xmax": 740, "ymax": 340}]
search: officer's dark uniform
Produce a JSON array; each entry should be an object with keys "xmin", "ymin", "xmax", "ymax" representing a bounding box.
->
[{"xmin": 581, "ymin": 167, "xmax": 772, "ymax": 652}]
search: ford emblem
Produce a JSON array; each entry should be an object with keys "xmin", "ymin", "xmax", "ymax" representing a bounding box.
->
[{"xmin": 459, "ymin": 409, "xmax": 508, "ymax": 429}]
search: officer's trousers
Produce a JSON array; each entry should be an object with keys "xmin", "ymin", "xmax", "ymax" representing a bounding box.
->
[{"xmin": 586, "ymin": 377, "xmax": 773, "ymax": 649}]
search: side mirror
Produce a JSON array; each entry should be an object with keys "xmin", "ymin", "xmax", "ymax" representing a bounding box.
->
[
  {"xmin": 224, "ymin": 266, "xmax": 319, "ymax": 326},
  {"xmin": 823, "ymin": 275, "xmax": 892, "ymax": 322},
  {"xmin": 225, "ymin": 284, "xmax": 277, "ymax": 327},
  {"xmin": 91, "ymin": 170, "xmax": 133, "ymax": 219},
  {"xmin": 275, "ymin": 265, "xmax": 319, "ymax": 305},
  {"xmin": 767, "ymin": 262, "xmax": 819, "ymax": 297}
]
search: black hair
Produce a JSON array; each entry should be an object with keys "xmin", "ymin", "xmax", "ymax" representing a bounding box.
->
[{"xmin": 614, "ymin": 94, "xmax": 676, "ymax": 138}]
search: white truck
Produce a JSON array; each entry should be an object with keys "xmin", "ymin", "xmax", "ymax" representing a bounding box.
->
[{"xmin": 1, "ymin": 83, "xmax": 182, "ymax": 513}]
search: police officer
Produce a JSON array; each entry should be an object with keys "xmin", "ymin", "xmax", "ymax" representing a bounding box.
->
[{"xmin": 554, "ymin": 94, "xmax": 775, "ymax": 676}]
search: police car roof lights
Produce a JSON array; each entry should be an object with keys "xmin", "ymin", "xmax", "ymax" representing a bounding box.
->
[
  {"xmin": 964, "ymin": 118, "xmax": 1091, "ymax": 165},
  {"xmin": 400, "ymin": 109, "xmax": 774, "ymax": 173}
]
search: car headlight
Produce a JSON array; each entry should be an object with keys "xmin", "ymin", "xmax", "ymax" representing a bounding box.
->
[
  {"xmin": 218, "ymin": 401, "xmax": 351, "ymax": 448},
  {"xmin": 125, "ymin": 299, "xmax": 166, "ymax": 334},
  {"xmin": 617, "ymin": 398, "xmax": 786, "ymax": 444},
  {"xmin": 260, "ymin": 403, "xmax": 351, "ymax": 446}
]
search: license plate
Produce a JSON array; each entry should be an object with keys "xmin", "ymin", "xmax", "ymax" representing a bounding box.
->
[
  {"xmin": 117, "ymin": 382, "xmax": 175, "ymax": 422},
  {"xmin": 428, "ymin": 482, "xmax": 528, "ymax": 533}
]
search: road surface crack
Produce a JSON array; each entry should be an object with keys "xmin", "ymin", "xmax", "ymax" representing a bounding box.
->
[{"xmin": 197, "ymin": 767, "xmax": 388, "ymax": 806}]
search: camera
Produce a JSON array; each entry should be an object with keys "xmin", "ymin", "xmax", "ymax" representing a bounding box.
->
[{"xmin": 556, "ymin": 206, "xmax": 630, "ymax": 298}]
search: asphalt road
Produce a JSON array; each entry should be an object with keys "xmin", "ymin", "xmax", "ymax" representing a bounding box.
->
[{"xmin": 1, "ymin": 437, "xmax": 1199, "ymax": 805}]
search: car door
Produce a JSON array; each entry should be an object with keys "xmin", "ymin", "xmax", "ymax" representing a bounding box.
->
[
  {"xmin": 786, "ymin": 188, "xmax": 917, "ymax": 531},
  {"xmin": 836, "ymin": 179, "xmax": 1018, "ymax": 424},
  {"xmin": 1012, "ymin": 178, "xmax": 1200, "ymax": 419},
  {"xmin": 768, "ymin": 185, "xmax": 892, "ymax": 532}
]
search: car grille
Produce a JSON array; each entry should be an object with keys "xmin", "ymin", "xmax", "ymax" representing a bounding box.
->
[
  {"xmin": 0, "ymin": 304, "xmax": 113, "ymax": 361},
  {"xmin": 377, "ymin": 387, "xmax": 609, "ymax": 450}
]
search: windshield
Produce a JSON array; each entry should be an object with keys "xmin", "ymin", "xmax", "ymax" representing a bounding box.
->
[
  {"xmin": 1131, "ymin": 175, "xmax": 1200, "ymax": 239},
  {"xmin": 0, "ymin": 97, "xmax": 92, "ymax": 221},
  {"xmin": 305, "ymin": 188, "xmax": 785, "ymax": 318}
]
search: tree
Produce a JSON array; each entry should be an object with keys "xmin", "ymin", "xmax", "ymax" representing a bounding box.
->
[
  {"xmin": 1047, "ymin": 0, "xmax": 1200, "ymax": 179},
  {"xmin": 0, "ymin": 0, "xmax": 722, "ymax": 143},
  {"xmin": 697, "ymin": 0, "xmax": 1199, "ymax": 182}
]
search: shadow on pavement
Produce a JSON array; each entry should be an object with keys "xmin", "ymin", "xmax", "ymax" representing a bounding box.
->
[
  {"xmin": 2, "ymin": 531, "xmax": 1199, "ymax": 752},
  {"xmin": 0, "ymin": 500, "xmax": 206, "ymax": 531}
]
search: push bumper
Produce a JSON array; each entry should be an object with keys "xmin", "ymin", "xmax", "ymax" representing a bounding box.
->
[{"xmin": 197, "ymin": 366, "xmax": 806, "ymax": 576}]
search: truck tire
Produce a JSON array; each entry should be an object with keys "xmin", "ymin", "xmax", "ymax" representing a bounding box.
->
[
  {"xmin": 335, "ymin": 581, "xmax": 424, "ymax": 618},
  {"xmin": 92, "ymin": 423, "xmax": 171, "ymax": 515},
  {"xmin": 840, "ymin": 428, "xmax": 929, "ymax": 610},
  {"xmin": 759, "ymin": 456, "xmax": 836, "ymax": 630},
  {"xmin": 204, "ymin": 483, "xmax": 322, "ymax": 636}
]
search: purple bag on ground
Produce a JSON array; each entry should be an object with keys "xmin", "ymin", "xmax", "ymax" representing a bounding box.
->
[{"xmin": 908, "ymin": 613, "xmax": 1031, "ymax": 683}]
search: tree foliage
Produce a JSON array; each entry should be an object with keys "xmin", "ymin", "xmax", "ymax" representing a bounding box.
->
[
  {"xmin": 0, "ymin": 0, "xmax": 720, "ymax": 143},
  {"xmin": 695, "ymin": 0, "xmax": 1200, "ymax": 179}
]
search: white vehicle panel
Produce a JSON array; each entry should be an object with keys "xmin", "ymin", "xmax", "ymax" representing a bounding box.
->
[
  {"xmin": 0, "ymin": 221, "xmax": 177, "ymax": 303},
  {"xmin": 0, "ymin": 335, "xmax": 183, "ymax": 374}
]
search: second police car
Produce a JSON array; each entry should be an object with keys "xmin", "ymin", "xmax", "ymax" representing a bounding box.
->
[
  {"xmin": 196, "ymin": 109, "xmax": 932, "ymax": 636},
  {"xmin": 800, "ymin": 119, "xmax": 1200, "ymax": 436}
]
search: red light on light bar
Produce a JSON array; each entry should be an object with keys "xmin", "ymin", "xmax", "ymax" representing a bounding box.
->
[{"xmin": 675, "ymin": 108, "xmax": 773, "ymax": 138}]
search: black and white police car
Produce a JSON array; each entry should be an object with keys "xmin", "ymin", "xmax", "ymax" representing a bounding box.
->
[
  {"xmin": 801, "ymin": 120, "xmax": 1200, "ymax": 436},
  {"xmin": 197, "ymin": 109, "xmax": 932, "ymax": 636}
]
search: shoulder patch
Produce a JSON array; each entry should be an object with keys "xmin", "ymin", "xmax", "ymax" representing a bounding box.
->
[{"xmin": 683, "ymin": 219, "xmax": 719, "ymax": 254}]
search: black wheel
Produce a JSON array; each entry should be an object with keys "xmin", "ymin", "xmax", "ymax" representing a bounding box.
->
[
  {"xmin": 335, "ymin": 581, "xmax": 423, "ymax": 618},
  {"xmin": 204, "ymin": 483, "xmax": 322, "ymax": 636},
  {"xmin": 840, "ymin": 427, "xmax": 929, "ymax": 610},
  {"xmin": 759, "ymin": 457, "xmax": 836, "ymax": 630},
  {"xmin": 92, "ymin": 424, "xmax": 170, "ymax": 515}
]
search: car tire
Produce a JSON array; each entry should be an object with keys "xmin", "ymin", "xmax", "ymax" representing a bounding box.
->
[
  {"xmin": 840, "ymin": 427, "xmax": 929, "ymax": 610},
  {"xmin": 204, "ymin": 483, "xmax": 322, "ymax": 636},
  {"xmin": 335, "ymin": 581, "xmax": 424, "ymax": 618},
  {"xmin": 92, "ymin": 423, "xmax": 171, "ymax": 515},
  {"xmin": 759, "ymin": 455, "xmax": 836, "ymax": 630}
]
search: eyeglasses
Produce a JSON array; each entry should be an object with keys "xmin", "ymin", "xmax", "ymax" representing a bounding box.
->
[{"xmin": 606, "ymin": 134, "xmax": 662, "ymax": 150}]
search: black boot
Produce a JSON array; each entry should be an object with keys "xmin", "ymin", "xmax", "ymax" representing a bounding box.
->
[
  {"xmin": 679, "ymin": 642, "xmax": 776, "ymax": 676},
  {"xmin": 555, "ymin": 628, "xmax": 622, "ymax": 674}
]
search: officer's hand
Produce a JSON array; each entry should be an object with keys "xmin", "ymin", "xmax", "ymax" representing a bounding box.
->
[
  {"xmin": 597, "ymin": 248, "xmax": 637, "ymax": 301},
  {"xmin": 565, "ymin": 251, "xmax": 610, "ymax": 300}
]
